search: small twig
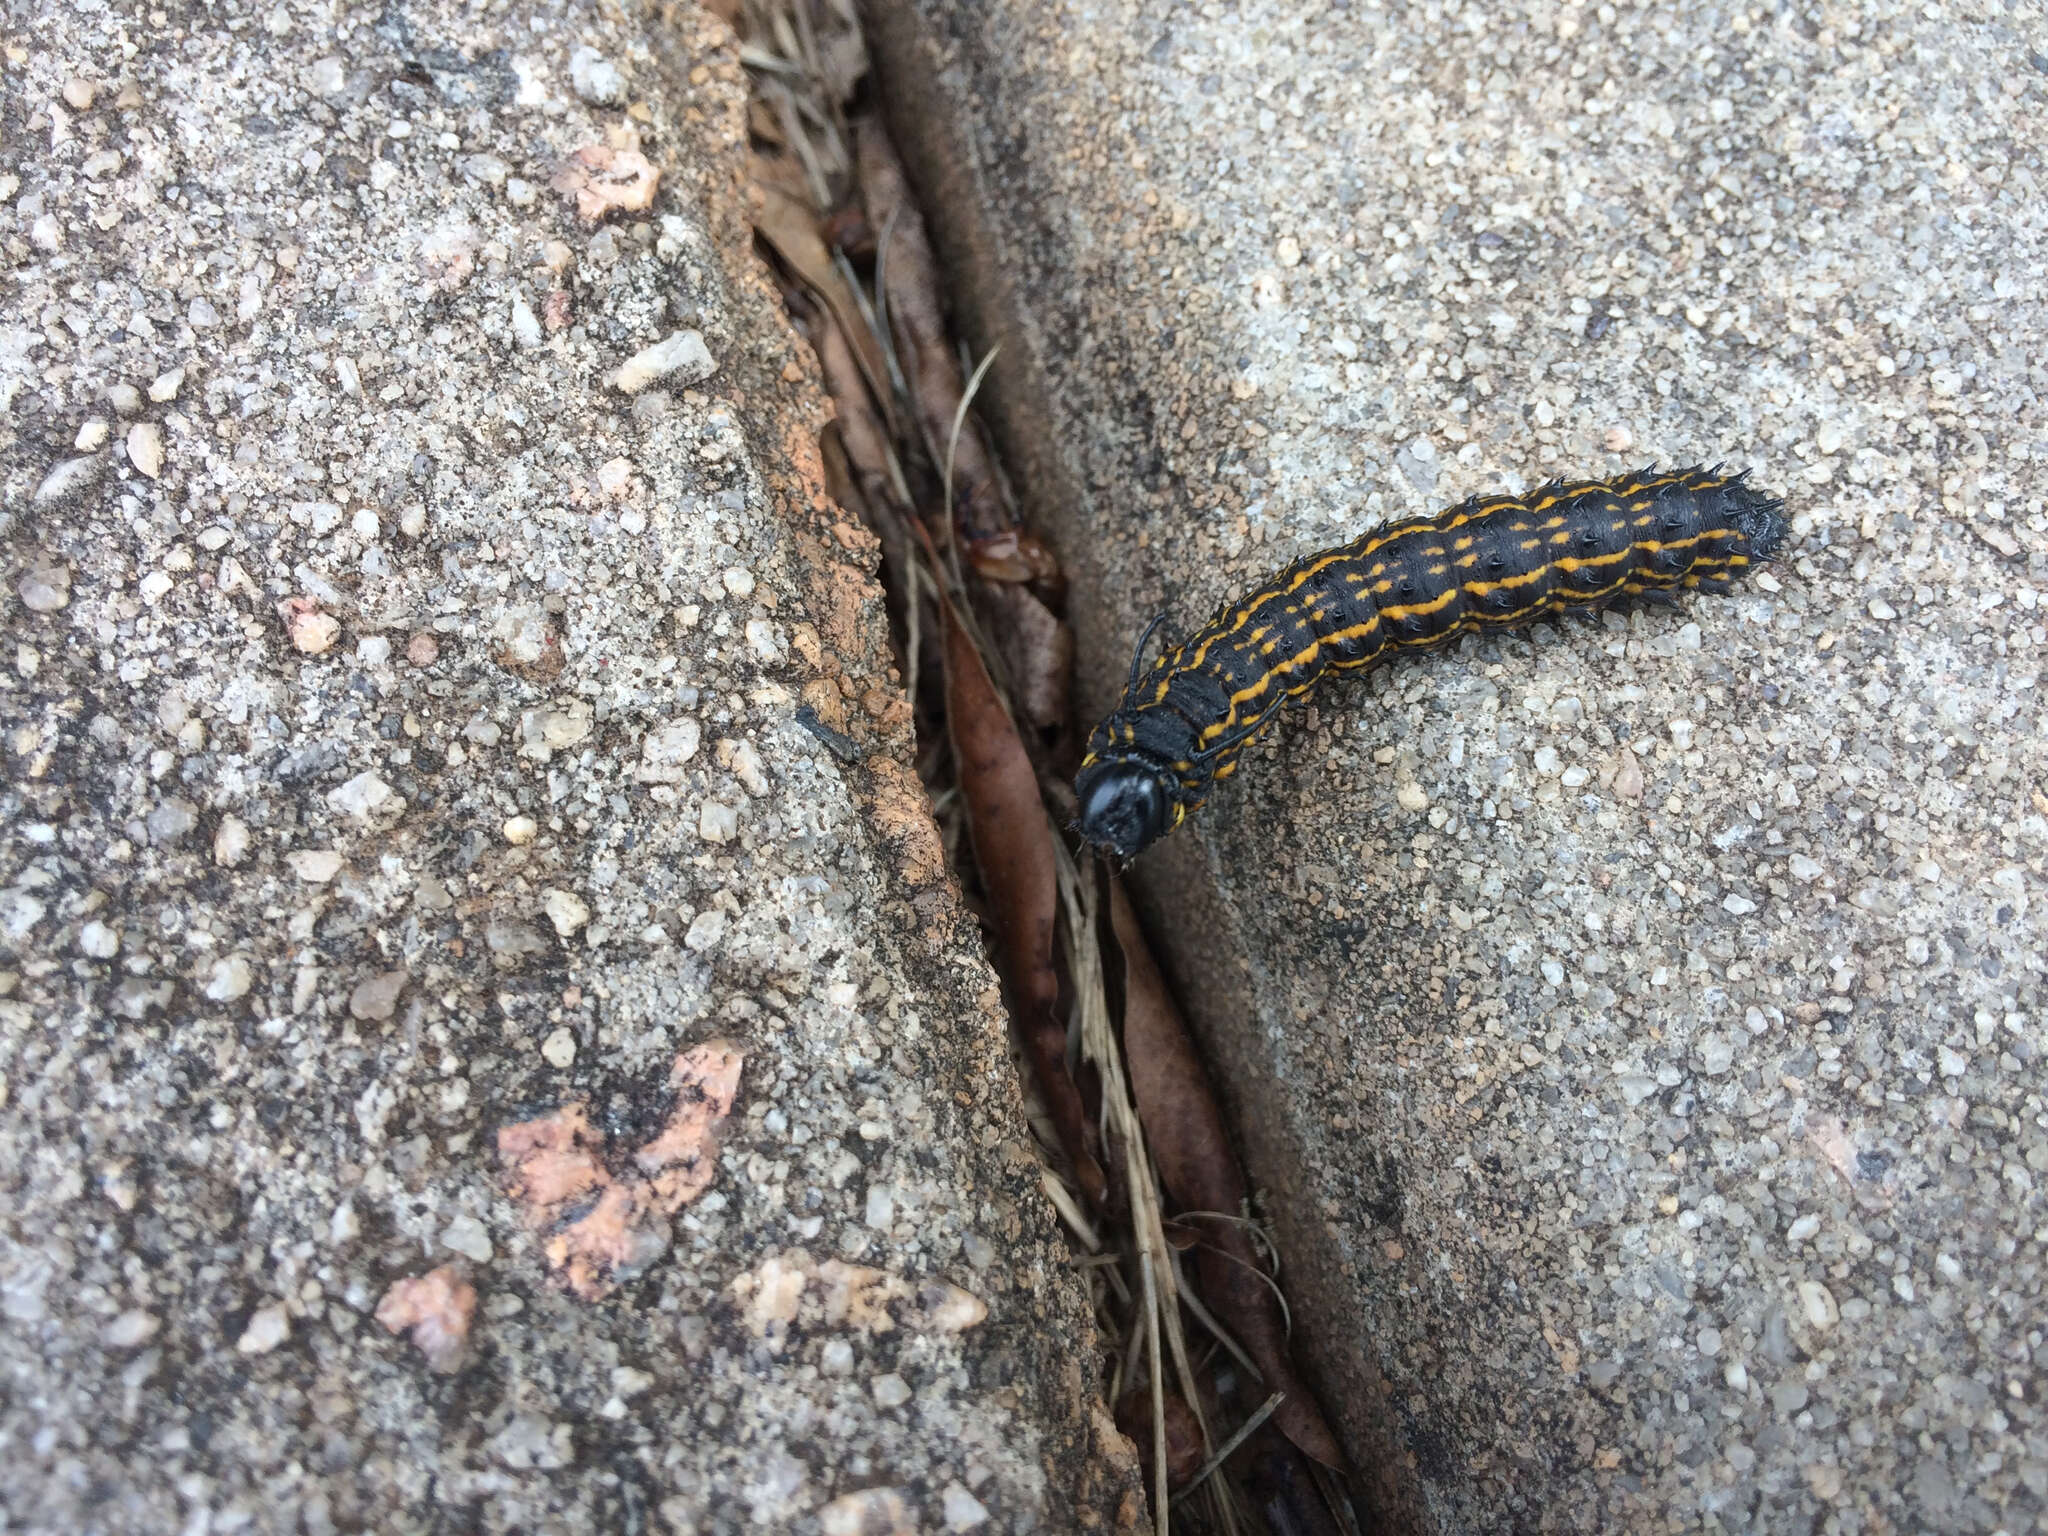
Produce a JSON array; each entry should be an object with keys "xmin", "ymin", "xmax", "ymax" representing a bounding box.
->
[
  {"xmin": 944, "ymin": 344, "xmax": 1001, "ymax": 538},
  {"xmin": 1039, "ymin": 1168, "xmax": 1101, "ymax": 1254},
  {"xmin": 1178, "ymin": 1208, "xmax": 1286, "ymax": 1278},
  {"xmin": 1194, "ymin": 1239, "xmax": 1295, "ymax": 1340},
  {"xmin": 871, "ymin": 207, "xmax": 909, "ymax": 404},
  {"xmin": 736, "ymin": 44, "xmax": 805, "ymax": 74},
  {"xmin": 1170, "ymin": 1393, "xmax": 1287, "ymax": 1507},
  {"xmin": 1169, "ymin": 1245, "xmax": 1262, "ymax": 1384}
]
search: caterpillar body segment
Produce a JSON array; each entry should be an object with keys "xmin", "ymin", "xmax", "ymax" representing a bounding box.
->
[{"xmin": 1074, "ymin": 465, "xmax": 1788, "ymax": 859}]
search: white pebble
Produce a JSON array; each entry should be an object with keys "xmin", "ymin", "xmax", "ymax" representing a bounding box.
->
[
  {"xmin": 865, "ymin": 1185, "xmax": 895, "ymax": 1229},
  {"xmin": 103, "ymin": 1310, "xmax": 160, "ymax": 1349},
  {"xmin": 615, "ymin": 330, "xmax": 715, "ymax": 394},
  {"xmin": 726, "ymin": 740, "xmax": 770, "ymax": 796},
  {"xmin": 284, "ymin": 603, "xmax": 340, "ymax": 654},
  {"xmin": 1396, "ymin": 783, "xmax": 1428, "ymax": 813},
  {"xmin": 503, "ymin": 815, "xmax": 538, "ymax": 845},
  {"xmin": 213, "ymin": 815, "xmax": 251, "ymax": 867},
  {"xmin": 204, "ymin": 955, "xmax": 254, "ymax": 1002},
  {"xmin": 500, "ymin": 288, "xmax": 538, "ymax": 347},
  {"xmin": 699, "ymin": 801, "xmax": 739, "ymax": 843},
  {"xmin": 330, "ymin": 1201, "xmax": 361, "ymax": 1244},
  {"xmin": 236, "ymin": 1304, "xmax": 291, "ymax": 1355},
  {"xmin": 1797, "ymin": 1279, "xmax": 1839, "ymax": 1331},
  {"xmin": 18, "ymin": 562, "xmax": 70, "ymax": 612},
  {"xmin": 541, "ymin": 1027, "xmax": 577, "ymax": 1068},
  {"xmin": 570, "ymin": 45, "xmax": 625, "ymax": 105},
  {"xmin": 148, "ymin": 366, "xmax": 185, "ymax": 403},
  {"xmin": 288, "ymin": 849, "xmax": 344, "ymax": 882},
  {"xmin": 941, "ymin": 1484, "xmax": 991, "ymax": 1532},
  {"xmin": 79, "ymin": 920, "xmax": 120, "ymax": 959},
  {"xmin": 871, "ymin": 1373, "xmax": 912, "ymax": 1408},
  {"xmin": 543, "ymin": 889, "xmax": 591, "ymax": 938},
  {"xmin": 636, "ymin": 719, "xmax": 701, "ymax": 784},
  {"xmin": 441, "ymin": 1214, "xmax": 495, "ymax": 1263},
  {"xmin": 327, "ymin": 771, "xmax": 395, "ymax": 818},
  {"xmin": 126, "ymin": 421, "xmax": 165, "ymax": 479}
]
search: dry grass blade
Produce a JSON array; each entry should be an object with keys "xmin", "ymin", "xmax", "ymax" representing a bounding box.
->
[
  {"xmin": 1057, "ymin": 847, "xmax": 1238, "ymax": 1534},
  {"xmin": 1171, "ymin": 1392, "xmax": 1287, "ymax": 1507},
  {"xmin": 944, "ymin": 342, "xmax": 1001, "ymax": 527},
  {"xmin": 1109, "ymin": 880, "xmax": 1343, "ymax": 1471}
]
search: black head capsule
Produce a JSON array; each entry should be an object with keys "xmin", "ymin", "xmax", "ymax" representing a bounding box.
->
[{"xmin": 1074, "ymin": 756, "xmax": 1177, "ymax": 860}]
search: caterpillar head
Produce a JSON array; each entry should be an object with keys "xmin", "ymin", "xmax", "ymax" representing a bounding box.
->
[{"xmin": 1074, "ymin": 754, "xmax": 1178, "ymax": 860}]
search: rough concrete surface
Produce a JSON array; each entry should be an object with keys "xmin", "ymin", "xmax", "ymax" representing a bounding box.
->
[
  {"xmin": 0, "ymin": 2, "xmax": 1143, "ymax": 1532},
  {"xmin": 870, "ymin": 1, "xmax": 2046, "ymax": 1530}
]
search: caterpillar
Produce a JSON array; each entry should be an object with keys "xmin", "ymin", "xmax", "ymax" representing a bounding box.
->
[{"xmin": 1075, "ymin": 465, "xmax": 1788, "ymax": 859}]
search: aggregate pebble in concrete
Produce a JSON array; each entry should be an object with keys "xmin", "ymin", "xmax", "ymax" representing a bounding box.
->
[
  {"xmin": 0, "ymin": 2, "xmax": 1142, "ymax": 1531},
  {"xmin": 871, "ymin": 2, "xmax": 2046, "ymax": 1530}
]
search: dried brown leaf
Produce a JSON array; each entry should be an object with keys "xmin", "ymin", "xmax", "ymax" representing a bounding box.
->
[
  {"xmin": 857, "ymin": 119, "xmax": 1009, "ymax": 545},
  {"xmin": 1238, "ymin": 1426, "xmax": 1353, "ymax": 1536},
  {"xmin": 822, "ymin": 202, "xmax": 874, "ymax": 259},
  {"xmin": 1114, "ymin": 1387, "xmax": 1206, "ymax": 1491},
  {"xmin": 747, "ymin": 96, "xmax": 786, "ymax": 146},
  {"xmin": 1109, "ymin": 879, "xmax": 1342, "ymax": 1469},
  {"xmin": 966, "ymin": 527, "xmax": 1063, "ymax": 588},
  {"xmin": 750, "ymin": 157, "xmax": 896, "ymax": 434},
  {"xmin": 976, "ymin": 579, "xmax": 1071, "ymax": 733},
  {"xmin": 813, "ymin": 306, "xmax": 898, "ymax": 517},
  {"xmin": 944, "ymin": 600, "xmax": 1104, "ymax": 1203}
]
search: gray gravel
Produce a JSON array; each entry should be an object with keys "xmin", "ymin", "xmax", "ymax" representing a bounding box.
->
[
  {"xmin": 0, "ymin": 2, "xmax": 1140, "ymax": 1531},
  {"xmin": 873, "ymin": 1, "xmax": 2045, "ymax": 1530}
]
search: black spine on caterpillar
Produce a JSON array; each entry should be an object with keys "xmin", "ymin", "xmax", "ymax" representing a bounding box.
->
[{"xmin": 1074, "ymin": 465, "xmax": 1788, "ymax": 859}]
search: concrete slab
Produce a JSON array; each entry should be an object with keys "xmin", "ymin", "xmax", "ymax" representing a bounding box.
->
[{"xmin": 869, "ymin": 2, "xmax": 2047, "ymax": 1528}]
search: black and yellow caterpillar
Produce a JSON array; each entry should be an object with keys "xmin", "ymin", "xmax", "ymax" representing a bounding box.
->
[{"xmin": 1075, "ymin": 465, "xmax": 1788, "ymax": 858}]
